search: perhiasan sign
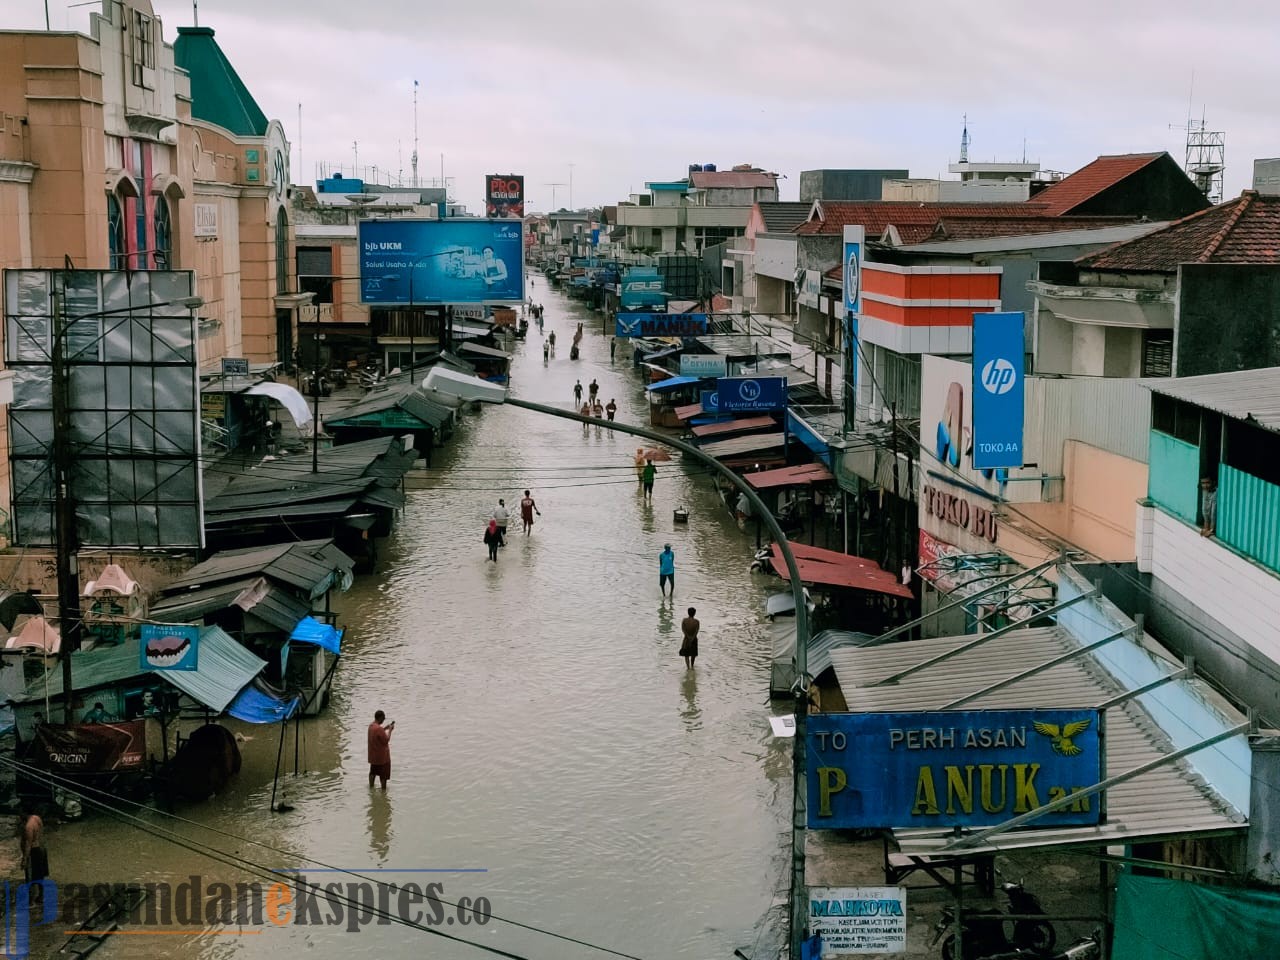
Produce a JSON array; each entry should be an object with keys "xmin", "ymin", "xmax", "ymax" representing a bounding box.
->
[
  {"xmin": 809, "ymin": 887, "xmax": 907, "ymax": 955},
  {"xmin": 807, "ymin": 709, "xmax": 1103, "ymax": 829}
]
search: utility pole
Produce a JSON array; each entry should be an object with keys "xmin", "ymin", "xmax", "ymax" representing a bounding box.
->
[
  {"xmin": 51, "ymin": 284, "xmax": 81, "ymax": 722},
  {"xmin": 568, "ymin": 163, "xmax": 575, "ymax": 209},
  {"xmin": 889, "ymin": 402, "xmax": 900, "ymax": 573},
  {"xmin": 310, "ymin": 329, "xmax": 324, "ymax": 473}
]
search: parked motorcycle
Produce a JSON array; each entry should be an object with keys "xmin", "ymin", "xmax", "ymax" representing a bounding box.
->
[
  {"xmin": 932, "ymin": 880, "xmax": 1055, "ymax": 960},
  {"xmin": 749, "ymin": 546, "xmax": 775, "ymax": 575}
]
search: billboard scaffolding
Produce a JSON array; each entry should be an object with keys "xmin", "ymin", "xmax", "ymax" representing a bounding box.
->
[{"xmin": 3, "ymin": 269, "xmax": 204, "ymax": 548}]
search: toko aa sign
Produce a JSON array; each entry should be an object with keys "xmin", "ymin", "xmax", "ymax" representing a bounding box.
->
[{"xmin": 971, "ymin": 312, "xmax": 1025, "ymax": 470}]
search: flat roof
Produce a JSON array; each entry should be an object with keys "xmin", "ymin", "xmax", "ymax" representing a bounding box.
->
[{"xmin": 1144, "ymin": 368, "xmax": 1280, "ymax": 434}]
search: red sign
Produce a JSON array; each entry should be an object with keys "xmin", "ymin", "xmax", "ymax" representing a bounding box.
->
[
  {"xmin": 32, "ymin": 720, "xmax": 146, "ymax": 772},
  {"xmin": 485, "ymin": 175, "xmax": 524, "ymax": 218}
]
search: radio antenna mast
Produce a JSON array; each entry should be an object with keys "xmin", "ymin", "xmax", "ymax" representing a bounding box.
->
[{"xmin": 411, "ymin": 80, "xmax": 420, "ymax": 188}]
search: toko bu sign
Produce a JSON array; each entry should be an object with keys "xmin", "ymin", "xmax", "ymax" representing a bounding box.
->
[{"xmin": 807, "ymin": 710, "xmax": 1103, "ymax": 830}]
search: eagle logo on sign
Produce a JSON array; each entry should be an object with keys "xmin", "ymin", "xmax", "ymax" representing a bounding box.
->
[{"xmin": 1032, "ymin": 718, "xmax": 1092, "ymax": 757}]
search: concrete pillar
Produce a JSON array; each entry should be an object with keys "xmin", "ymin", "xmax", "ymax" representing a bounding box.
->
[{"xmin": 1247, "ymin": 735, "xmax": 1280, "ymax": 885}]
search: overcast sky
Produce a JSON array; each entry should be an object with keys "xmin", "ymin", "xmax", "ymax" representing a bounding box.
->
[{"xmin": 9, "ymin": 0, "xmax": 1278, "ymax": 212}]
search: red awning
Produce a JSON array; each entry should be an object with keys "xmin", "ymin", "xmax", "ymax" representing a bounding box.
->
[
  {"xmin": 770, "ymin": 542, "xmax": 912, "ymax": 598},
  {"xmin": 691, "ymin": 415, "xmax": 777, "ymax": 439},
  {"xmin": 674, "ymin": 402, "xmax": 705, "ymax": 421},
  {"xmin": 745, "ymin": 463, "xmax": 835, "ymax": 489}
]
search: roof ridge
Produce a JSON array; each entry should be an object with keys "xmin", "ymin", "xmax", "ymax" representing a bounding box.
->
[
  {"xmin": 1198, "ymin": 191, "xmax": 1254, "ymax": 263},
  {"xmin": 1075, "ymin": 199, "xmax": 1235, "ymax": 267}
]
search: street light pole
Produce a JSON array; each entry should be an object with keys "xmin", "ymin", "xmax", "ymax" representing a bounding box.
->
[
  {"xmin": 502, "ymin": 397, "xmax": 812, "ymax": 956},
  {"xmin": 51, "ymin": 287, "xmax": 80, "ymax": 723}
]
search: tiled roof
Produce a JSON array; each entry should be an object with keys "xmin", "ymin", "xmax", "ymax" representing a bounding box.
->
[
  {"xmin": 794, "ymin": 201, "xmax": 1049, "ymax": 238},
  {"xmin": 1077, "ymin": 191, "xmax": 1280, "ymax": 272},
  {"xmin": 690, "ymin": 170, "xmax": 777, "ymax": 190},
  {"xmin": 757, "ymin": 201, "xmax": 812, "ymax": 233},
  {"xmin": 924, "ymin": 215, "xmax": 1138, "ymax": 242},
  {"xmin": 1029, "ymin": 153, "xmax": 1165, "ymax": 216},
  {"xmin": 174, "ymin": 27, "xmax": 268, "ymax": 138}
]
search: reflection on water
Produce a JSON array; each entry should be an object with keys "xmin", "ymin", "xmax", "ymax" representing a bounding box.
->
[{"xmin": 54, "ymin": 283, "xmax": 787, "ymax": 960}]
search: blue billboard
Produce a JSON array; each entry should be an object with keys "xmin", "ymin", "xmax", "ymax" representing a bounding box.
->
[
  {"xmin": 971, "ymin": 311, "xmax": 1025, "ymax": 469},
  {"xmin": 140, "ymin": 624, "xmax": 200, "ymax": 672},
  {"xmin": 842, "ymin": 227, "xmax": 863, "ymax": 316},
  {"xmin": 620, "ymin": 267, "xmax": 667, "ymax": 309},
  {"xmin": 700, "ymin": 390, "xmax": 720, "ymax": 414},
  {"xmin": 717, "ymin": 376, "xmax": 788, "ymax": 413},
  {"xmin": 807, "ymin": 709, "xmax": 1103, "ymax": 830},
  {"xmin": 358, "ymin": 219, "xmax": 524, "ymax": 304},
  {"xmin": 615, "ymin": 313, "xmax": 709, "ymax": 338}
]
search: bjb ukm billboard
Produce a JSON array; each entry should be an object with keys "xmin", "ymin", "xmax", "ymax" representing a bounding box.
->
[{"xmin": 359, "ymin": 219, "xmax": 524, "ymax": 305}]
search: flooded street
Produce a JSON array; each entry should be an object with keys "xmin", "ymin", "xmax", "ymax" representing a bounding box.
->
[{"xmin": 58, "ymin": 280, "xmax": 791, "ymax": 960}]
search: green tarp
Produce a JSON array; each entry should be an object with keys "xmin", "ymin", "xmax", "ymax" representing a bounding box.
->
[{"xmin": 1112, "ymin": 874, "xmax": 1280, "ymax": 960}]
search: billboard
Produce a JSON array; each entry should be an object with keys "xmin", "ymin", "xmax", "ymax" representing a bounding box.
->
[
  {"xmin": 680, "ymin": 354, "xmax": 728, "ymax": 378},
  {"xmin": 614, "ymin": 313, "xmax": 708, "ymax": 338},
  {"xmin": 971, "ymin": 312, "xmax": 1025, "ymax": 469},
  {"xmin": 32, "ymin": 720, "xmax": 146, "ymax": 772},
  {"xmin": 843, "ymin": 225, "xmax": 864, "ymax": 316},
  {"xmin": 807, "ymin": 709, "xmax": 1103, "ymax": 830},
  {"xmin": 359, "ymin": 219, "xmax": 524, "ymax": 305},
  {"xmin": 809, "ymin": 887, "xmax": 907, "ymax": 955},
  {"xmin": 717, "ymin": 376, "xmax": 788, "ymax": 413},
  {"xmin": 619, "ymin": 267, "xmax": 667, "ymax": 310},
  {"xmin": 485, "ymin": 174, "xmax": 524, "ymax": 218},
  {"xmin": 140, "ymin": 624, "xmax": 200, "ymax": 671},
  {"xmin": 4, "ymin": 269, "xmax": 203, "ymax": 548},
  {"xmin": 798, "ymin": 269, "xmax": 822, "ymax": 309}
]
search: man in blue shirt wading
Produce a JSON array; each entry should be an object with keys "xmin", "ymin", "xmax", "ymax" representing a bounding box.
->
[{"xmin": 659, "ymin": 544, "xmax": 675, "ymax": 598}]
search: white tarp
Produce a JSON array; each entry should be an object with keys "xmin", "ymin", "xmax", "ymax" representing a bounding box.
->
[
  {"xmin": 246, "ymin": 382, "xmax": 312, "ymax": 427},
  {"xmin": 423, "ymin": 366, "xmax": 506, "ymax": 404}
]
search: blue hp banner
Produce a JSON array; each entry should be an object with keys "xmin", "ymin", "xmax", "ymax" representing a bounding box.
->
[
  {"xmin": 359, "ymin": 219, "xmax": 524, "ymax": 304},
  {"xmin": 808, "ymin": 709, "xmax": 1103, "ymax": 830},
  {"xmin": 717, "ymin": 377, "xmax": 787, "ymax": 413},
  {"xmin": 971, "ymin": 312, "xmax": 1025, "ymax": 469}
]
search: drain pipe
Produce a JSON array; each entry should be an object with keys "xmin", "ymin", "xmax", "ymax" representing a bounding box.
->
[{"xmin": 504, "ymin": 397, "xmax": 812, "ymax": 957}]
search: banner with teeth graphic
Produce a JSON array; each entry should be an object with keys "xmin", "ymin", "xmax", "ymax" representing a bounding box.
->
[{"xmin": 140, "ymin": 625, "xmax": 200, "ymax": 671}]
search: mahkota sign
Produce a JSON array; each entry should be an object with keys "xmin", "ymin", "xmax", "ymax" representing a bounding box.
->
[
  {"xmin": 809, "ymin": 887, "xmax": 906, "ymax": 955},
  {"xmin": 807, "ymin": 709, "xmax": 1103, "ymax": 829},
  {"xmin": 614, "ymin": 313, "xmax": 708, "ymax": 338}
]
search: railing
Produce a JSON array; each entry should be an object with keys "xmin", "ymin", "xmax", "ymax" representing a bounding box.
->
[{"xmin": 201, "ymin": 418, "xmax": 230, "ymax": 455}]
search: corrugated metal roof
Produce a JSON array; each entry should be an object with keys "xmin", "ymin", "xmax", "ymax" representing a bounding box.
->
[
  {"xmin": 809, "ymin": 628, "xmax": 878, "ymax": 679},
  {"xmin": 1144, "ymin": 368, "xmax": 1280, "ymax": 434},
  {"xmin": 158, "ymin": 540, "xmax": 354, "ymax": 600},
  {"xmin": 161, "ymin": 625, "xmax": 266, "ymax": 713},
  {"xmin": 19, "ymin": 638, "xmax": 146, "ymax": 702},
  {"xmin": 149, "ymin": 577, "xmax": 311, "ymax": 634},
  {"xmin": 458, "ymin": 342, "xmax": 512, "ymax": 359},
  {"xmin": 691, "ymin": 415, "xmax": 777, "ymax": 439},
  {"xmin": 324, "ymin": 383, "xmax": 455, "ymax": 430},
  {"xmin": 827, "ymin": 626, "xmax": 1245, "ymax": 854},
  {"xmin": 698, "ymin": 432, "xmax": 786, "ymax": 458}
]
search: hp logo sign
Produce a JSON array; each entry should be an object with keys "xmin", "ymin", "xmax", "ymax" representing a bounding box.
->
[{"xmin": 980, "ymin": 358, "xmax": 1017, "ymax": 395}]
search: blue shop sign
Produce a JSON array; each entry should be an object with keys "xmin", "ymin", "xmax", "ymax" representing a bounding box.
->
[
  {"xmin": 807, "ymin": 709, "xmax": 1103, "ymax": 830},
  {"xmin": 971, "ymin": 311, "xmax": 1026, "ymax": 470},
  {"xmin": 358, "ymin": 219, "xmax": 524, "ymax": 305},
  {"xmin": 717, "ymin": 376, "xmax": 787, "ymax": 413},
  {"xmin": 615, "ymin": 313, "xmax": 708, "ymax": 338},
  {"xmin": 620, "ymin": 267, "xmax": 667, "ymax": 309},
  {"xmin": 701, "ymin": 390, "xmax": 720, "ymax": 413}
]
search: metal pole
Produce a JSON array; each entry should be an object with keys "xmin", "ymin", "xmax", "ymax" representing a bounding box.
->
[
  {"xmin": 51, "ymin": 285, "xmax": 81, "ymax": 722},
  {"xmin": 311, "ymin": 329, "xmax": 321, "ymax": 473},
  {"xmin": 503, "ymin": 397, "xmax": 813, "ymax": 957}
]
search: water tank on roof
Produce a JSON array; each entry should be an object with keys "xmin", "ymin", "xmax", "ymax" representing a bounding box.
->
[
  {"xmin": 703, "ymin": 163, "xmax": 716, "ymax": 172},
  {"xmin": 688, "ymin": 164, "xmax": 702, "ymax": 175}
]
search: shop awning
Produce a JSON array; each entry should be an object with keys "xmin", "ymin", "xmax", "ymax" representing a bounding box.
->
[
  {"xmin": 674, "ymin": 402, "xmax": 706, "ymax": 421},
  {"xmin": 458, "ymin": 341, "xmax": 511, "ymax": 360},
  {"xmin": 746, "ymin": 463, "xmax": 835, "ymax": 489},
  {"xmin": 160, "ymin": 625, "xmax": 267, "ymax": 714},
  {"xmin": 246, "ymin": 382, "xmax": 312, "ymax": 427},
  {"xmin": 645, "ymin": 375, "xmax": 701, "ymax": 394},
  {"xmin": 698, "ymin": 432, "xmax": 786, "ymax": 459},
  {"xmin": 827, "ymin": 626, "xmax": 1248, "ymax": 854},
  {"xmin": 289, "ymin": 616, "xmax": 343, "ymax": 655},
  {"xmin": 692, "ymin": 415, "xmax": 777, "ymax": 439},
  {"xmin": 771, "ymin": 543, "xmax": 912, "ymax": 598}
]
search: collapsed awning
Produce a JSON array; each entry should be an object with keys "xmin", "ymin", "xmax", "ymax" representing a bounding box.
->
[
  {"xmin": 226, "ymin": 679, "xmax": 301, "ymax": 724},
  {"xmin": 746, "ymin": 462, "xmax": 835, "ymax": 489},
  {"xmin": 645, "ymin": 375, "xmax": 702, "ymax": 394},
  {"xmin": 160, "ymin": 625, "xmax": 267, "ymax": 713},
  {"xmin": 458, "ymin": 341, "xmax": 512, "ymax": 360},
  {"xmin": 827, "ymin": 626, "xmax": 1248, "ymax": 854},
  {"xmin": 289, "ymin": 616, "xmax": 343, "ymax": 655},
  {"xmin": 246, "ymin": 382, "xmax": 313, "ymax": 427},
  {"xmin": 692, "ymin": 415, "xmax": 777, "ymax": 439},
  {"xmin": 771, "ymin": 542, "xmax": 912, "ymax": 598}
]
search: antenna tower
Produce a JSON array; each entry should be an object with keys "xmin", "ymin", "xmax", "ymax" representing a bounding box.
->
[
  {"xmin": 411, "ymin": 81, "xmax": 420, "ymax": 188},
  {"xmin": 959, "ymin": 114, "xmax": 970, "ymax": 163},
  {"xmin": 1185, "ymin": 114, "xmax": 1225, "ymax": 204}
]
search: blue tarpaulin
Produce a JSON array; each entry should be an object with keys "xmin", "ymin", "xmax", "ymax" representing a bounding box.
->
[
  {"xmin": 289, "ymin": 616, "xmax": 343, "ymax": 655},
  {"xmin": 645, "ymin": 376, "xmax": 701, "ymax": 393},
  {"xmin": 227, "ymin": 681, "xmax": 301, "ymax": 724}
]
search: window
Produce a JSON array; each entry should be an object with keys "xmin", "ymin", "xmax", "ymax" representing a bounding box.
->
[
  {"xmin": 152, "ymin": 195, "xmax": 171, "ymax": 268},
  {"xmin": 275, "ymin": 208, "xmax": 290, "ymax": 294},
  {"xmin": 1224, "ymin": 417, "xmax": 1280, "ymax": 486},
  {"xmin": 132, "ymin": 11, "xmax": 154, "ymax": 70},
  {"xmin": 1151, "ymin": 395, "xmax": 1201, "ymax": 446},
  {"xmin": 106, "ymin": 193, "xmax": 126, "ymax": 269},
  {"xmin": 297, "ymin": 247, "xmax": 334, "ymax": 304},
  {"xmin": 1141, "ymin": 330, "xmax": 1173, "ymax": 377}
]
